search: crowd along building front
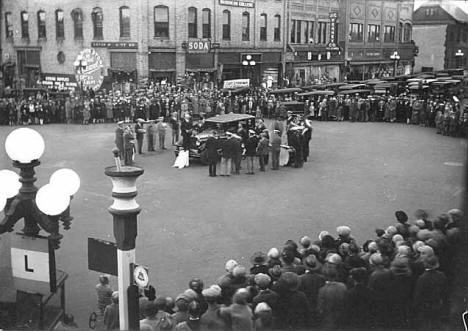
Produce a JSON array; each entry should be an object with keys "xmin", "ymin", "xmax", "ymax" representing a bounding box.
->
[{"xmin": 0, "ymin": 0, "xmax": 416, "ymax": 90}]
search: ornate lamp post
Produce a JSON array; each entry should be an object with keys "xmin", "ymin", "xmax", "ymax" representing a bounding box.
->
[
  {"xmin": 0, "ymin": 128, "xmax": 80, "ymax": 248},
  {"xmin": 242, "ymin": 54, "xmax": 256, "ymax": 86},
  {"xmin": 73, "ymin": 54, "xmax": 88, "ymax": 95},
  {"xmin": 390, "ymin": 51, "xmax": 400, "ymax": 77},
  {"xmin": 455, "ymin": 49, "xmax": 464, "ymax": 69}
]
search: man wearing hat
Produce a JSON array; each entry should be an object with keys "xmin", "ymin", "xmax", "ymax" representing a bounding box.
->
[
  {"xmin": 156, "ymin": 117, "xmax": 168, "ymax": 150},
  {"xmin": 146, "ymin": 120, "xmax": 156, "ymax": 152},
  {"xmin": 205, "ymin": 130, "xmax": 220, "ymax": 177},
  {"xmin": 270, "ymin": 129, "xmax": 282, "ymax": 170},
  {"xmin": 134, "ymin": 118, "xmax": 146, "ymax": 154},
  {"xmin": 244, "ymin": 130, "xmax": 258, "ymax": 175},
  {"xmin": 123, "ymin": 125, "xmax": 135, "ymax": 166},
  {"xmin": 103, "ymin": 292, "xmax": 119, "ymax": 331},
  {"xmin": 219, "ymin": 131, "xmax": 236, "ymax": 176}
]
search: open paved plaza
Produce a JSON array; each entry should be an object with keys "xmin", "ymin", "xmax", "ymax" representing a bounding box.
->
[{"xmin": 0, "ymin": 121, "xmax": 465, "ymax": 326}]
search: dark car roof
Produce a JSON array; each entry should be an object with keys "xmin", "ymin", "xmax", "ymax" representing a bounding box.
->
[{"xmin": 205, "ymin": 113, "xmax": 255, "ymax": 123}]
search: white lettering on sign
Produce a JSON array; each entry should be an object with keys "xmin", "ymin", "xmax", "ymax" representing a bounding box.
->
[
  {"xmin": 223, "ymin": 79, "xmax": 250, "ymax": 89},
  {"xmin": 219, "ymin": 0, "xmax": 255, "ymax": 8},
  {"xmin": 187, "ymin": 41, "xmax": 211, "ymax": 53}
]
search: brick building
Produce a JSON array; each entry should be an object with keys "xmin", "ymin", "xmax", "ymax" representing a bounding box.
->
[
  {"xmin": 343, "ymin": 0, "xmax": 415, "ymax": 80},
  {"xmin": 413, "ymin": 0, "xmax": 468, "ymax": 72},
  {"xmin": 0, "ymin": 0, "xmax": 416, "ymax": 90}
]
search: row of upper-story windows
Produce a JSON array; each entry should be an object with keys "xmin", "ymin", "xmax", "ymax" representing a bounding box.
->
[
  {"xmin": 349, "ymin": 22, "xmax": 412, "ymax": 43},
  {"xmin": 290, "ymin": 20, "xmax": 335, "ymax": 44},
  {"xmin": 4, "ymin": 7, "xmax": 129, "ymax": 41},
  {"xmin": 4, "ymin": 7, "xmax": 282, "ymax": 42}
]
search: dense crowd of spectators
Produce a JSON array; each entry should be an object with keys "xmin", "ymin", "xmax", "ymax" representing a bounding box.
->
[
  {"xmin": 1, "ymin": 82, "xmax": 466, "ymax": 139},
  {"xmin": 96, "ymin": 208, "xmax": 463, "ymax": 331}
]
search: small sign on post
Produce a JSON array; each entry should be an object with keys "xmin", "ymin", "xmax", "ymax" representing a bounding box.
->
[{"xmin": 132, "ymin": 264, "xmax": 149, "ymax": 288}]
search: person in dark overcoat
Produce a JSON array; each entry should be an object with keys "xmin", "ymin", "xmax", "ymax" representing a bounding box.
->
[
  {"xmin": 205, "ymin": 131, "xmax": 220, "ymax": 177},
  {"xmin": 244, "ymin": 130, "xmax": 258, "ymax": 174},
  {"xmin": 114, "ymin": 121, "xmax": 125, "ymax": 159},
  {"xmin": 413, "ymin": 255, "xmax": 447, "ymax": 330},
  {"xmin": 343, "ymin": 267, "xmax": 375, "ymax": 329}
]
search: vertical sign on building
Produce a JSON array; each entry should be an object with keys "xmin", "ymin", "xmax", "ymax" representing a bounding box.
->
[{"xmin": 326, "ymin": 12, "xmax": 339, "ymax": 51}]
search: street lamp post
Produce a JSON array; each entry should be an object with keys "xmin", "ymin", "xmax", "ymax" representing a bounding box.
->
[
  {"xmin": 0, "ymin": 128, "xmax": 80, "ymax": 247},
  {"xmin": 242, "ymin": 54, "xmax": 256, "ymax": 86},
  {"xmin": 105, "ymin": 164, "xmax": 144, "ymax": 331},
  {"xmin": 73, "ymin": 55, "xmax": 88, "ymax": 95},
  {"xmin": 390, "ymin": 51, "xmax": 400, "ymax": 77},
  {"xmin": 455, "ymin": 49, "xmax": 464, "ymax": 69}
]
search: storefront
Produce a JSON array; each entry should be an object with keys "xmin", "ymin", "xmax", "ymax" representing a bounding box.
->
[
  {"xmin": 16, "ymin": 47, "xmax": 41, "ymax": 88},
  {"xmin": 185, "ymin": 53, "xmax": 216, "ymax": 86},
  {"xmin": 91, "ymin": 42, "xmax": 138, "ymax": 83},
  {"xmin": 218, "ymin": 51, "xmax": 282, "ymax": 87},
  {"xmin": 289, "ymin": 49, "xmax": 342, "ymax": 85},
  {"xmin": 148, "ymin": 50, "xmax": 176, "ymax": 83}
]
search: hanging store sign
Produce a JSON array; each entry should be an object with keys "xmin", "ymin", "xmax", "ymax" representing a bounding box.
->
[
  {"xmin": 91, "ymin": 41, "xmax": 138, "ymax": 49},
  {"xmin": 74, "ymin": 49, "xmax": 104, "ymax": 91},
  {"xmin": 40, "ymin": 73, "xmax": 78, "ymax": 91},
  {"xmin": 326, "ymin": 12, "xmax": 340, "ymax": 51},
  {"xmin": 223, "ymin": 79, "xmax": 250, "ymax": 89},
  {"xmin": 11, "ymin": 233, "xmax": 56, "ymax": 294},
  {"xmin": 187, "ymin": 40, "xmax": 211, "ymax": 53},
  {"xmin": 219, "ymin": 0, "xmax": 255, "ymax": 8}
]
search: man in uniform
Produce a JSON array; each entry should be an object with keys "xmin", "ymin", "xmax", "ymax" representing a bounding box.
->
[
  {"xmin": 146, "ymin": 120, "xmax": 156, "ymax": 152},
  {"xmin": 270, "ymin": 129, "xmax": 282, "ymax": 170},
  {"xmin": 123, "ymin": 125, "xmax": 135, "ymax": 166},
  {"xmin": 134, "ymin": 118, "xmax": 146, "ymax": 154}
]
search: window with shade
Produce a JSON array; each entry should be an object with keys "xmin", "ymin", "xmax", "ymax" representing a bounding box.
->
[
  {"xmin": 274, "ymin": 14, "xmax": 281, "ymax": 41},
  {"xmin": 384, "ymin": 25, "xmax": 395, "ymax": 42},
  {"xmin": 37, "ymin": 11, "xmax": 46, "ymax": 39},
  {"xmin": 260, "ymin": 14, "xmax": 267, "ymax": 41},
  {"xmin": 303, "ymin": 21, "xmax": 314, "ymax": 43},
  {"xmin": 71, "ymin": 8, "xmax": 83, "ymax": 40},
  {"xmin": 92, "ymin": 7, "xmax": 103, "ymax": 40},
  {"xmin": 202, "ymin": 9, "xmax": 211, "ymax": 38},
  {"xmin": 5, "ymin": 12, "xmax": 13, "ymax": 38},
  {"xmin": 21, "ymin": 11, "xmax": 29, "ymax": 39},
  {"xmin": 349, "ymin": 23, "xmax": 363, "ymax": 42},
  {"xmin": 119, "ymin": 6, "xmax": 130, "ymax": 38},
  {"xmin": 318, "ymin": 22, "xmax": 327, "ymax": 44},
  {"xmin": 56, "ymin": 10, "xmax": 64, "ymax": 39},
  {"xmin": 222, "ymin": 10, "xmax": 231, "ymax": 40},
  {"xmin": 295, "ymin": 20, "xmax": 302, "ymax": 43},
  {"xmin": 188, "ymin": 7, "xmax": 197, "ymax": 38},
  {"xmin": 368, "ymin": 24, "xmax": 380, "ymax": 42},
  {"xmin": 403, "ymin": 23, "xmax": 411, "ymax": 43},
  {"xmin": 242, "ymin": 12, "xmax": 250, "ymax": 41},
  {"xmin": 154, "ymin": 6, "xmax": 169, "ymax": 38}
]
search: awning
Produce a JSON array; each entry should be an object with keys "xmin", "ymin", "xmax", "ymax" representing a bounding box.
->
[{"xmin": 185, "ymin": 68, "xmax": 217, "ymax": 73}]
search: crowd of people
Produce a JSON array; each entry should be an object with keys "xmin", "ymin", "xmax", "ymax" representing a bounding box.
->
[
  {"xmin": 95, "ymin": 208, "xmax": 463, "ymax": 331},
  {"xmin": 1, "ymin": 81, "xmax": 466, "ymax": 142}
]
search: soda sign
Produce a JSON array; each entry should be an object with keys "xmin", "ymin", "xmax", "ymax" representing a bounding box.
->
[{"xmin": 187, "ymin": 40, "xmax": 211, "ymax": 53}]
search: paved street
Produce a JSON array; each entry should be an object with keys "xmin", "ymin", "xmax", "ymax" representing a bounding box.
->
[{"xmin": 0, "ymin": 122, "xmax": 465, "ymax": 326}]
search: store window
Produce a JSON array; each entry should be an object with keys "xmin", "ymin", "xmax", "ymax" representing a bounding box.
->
[
  {"xmin": 274, "ymin": 14, "xmax": 281, "ymax": 41},
  {"xmin": 154, "ymin": 6, "xmax": 169, "ymax": 38},
  {"xmin": 260, "ymin": 14, "xmax": 267, "ymax": 41},
  {"xmin": 368, "ymin": 24, "xmax": 380, "ymax": 42},
  {"xmin": 71, "ymin": 8, "xmax": 83, "ymax": 40},
  {"xmin": 349, "ymin": 23, "xmax": 363, "ymax": 42},
  {"xmin": 242, "ymin": 12, "xmax": 250, "ymax": 41},
  {"xmin": 222, "ymin": 10, "xmax": 231, "ymax": 40},
  {"xmin": 202, "ymin": 9, "xmax": 211, "ymax": 39},
  {"xmin": 188, "ymin": 7, "xmax": 197, "ymax": 38},
  {"xmin": 384, "ymin": 25, "xmax": 395, "ymax": 42},
  {"xmin": 21, "ymin": 11, "xmax": 29, "ymax": 39},
  {"xmin": 37, "ymin": 11, "xmax": 46, "ymax": 39},
  {"xmin": 56, "ymin": 10, "xmax": 64, "ymax": 39},
  {"xmin": 92, "ymin": 7, "xmax": 103, "ymax": 40},
  {"xmin": 119, "ymin": 6, "xmax": 130, "ymax": 38}
]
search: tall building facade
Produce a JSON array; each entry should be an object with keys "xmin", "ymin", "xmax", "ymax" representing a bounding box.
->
[
  {"xmin": 0, "ymin": 0, "xmax": 416, "ymax": 90},
  {"xmin": 413, "ymin": 0, "xmax": 468, "ymax": 72}
]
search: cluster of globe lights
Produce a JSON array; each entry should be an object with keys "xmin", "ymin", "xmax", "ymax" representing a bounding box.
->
[{"xmin": 1, "ymin": 128, "xmax": 80, "ymax": 228}]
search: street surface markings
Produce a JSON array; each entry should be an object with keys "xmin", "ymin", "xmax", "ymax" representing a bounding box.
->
[{"xmin": 444, "ymin": 162, "xmax": 464, "ymax": 167}]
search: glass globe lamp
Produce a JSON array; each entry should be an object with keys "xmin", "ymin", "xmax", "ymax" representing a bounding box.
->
[
  {"xmin": 36, "ymin": 184, "xmax": 70, "ymax": 216},
  {"xmin": 0, "ymin": 169, "xmax": 21, "ymax": 198},
  {"xmin": 50, "ymin": 169, "xmax": 81, "ymax": 196},
  {"xmin": 5, "ymin": 128, "xmax": 45, "ymax": 163}
]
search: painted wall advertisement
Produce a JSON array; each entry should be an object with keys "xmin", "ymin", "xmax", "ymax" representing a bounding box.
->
[
  {"xmin": 74, "ymin": 49, "xmax": 104, "ymax": 91},
  {"xmin": 40, "ymin": 73, "xmax": 78, "ymax": 92}
]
